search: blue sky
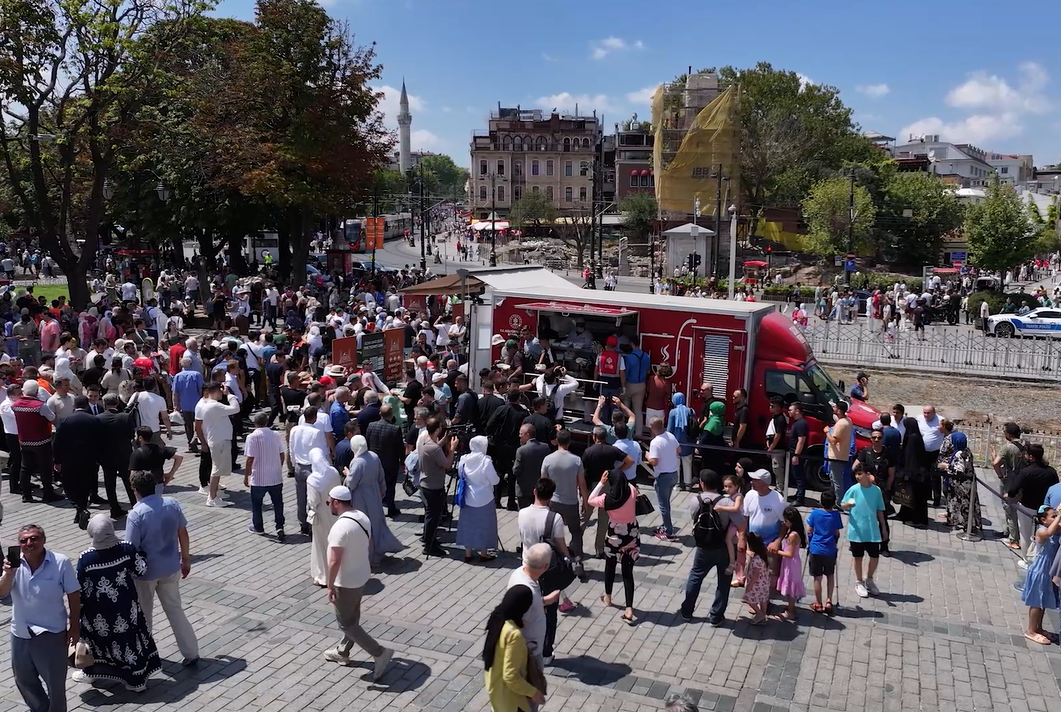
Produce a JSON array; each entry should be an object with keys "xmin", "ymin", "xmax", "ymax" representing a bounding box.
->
[{"xmin": 215, "ymin": 0, "xmax": 1061, "ymax": 168}]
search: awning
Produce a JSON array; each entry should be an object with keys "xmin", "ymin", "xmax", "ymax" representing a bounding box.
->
[
  {"xmin": 471, "ymin": 220, "xmax": 509, "ymax": 231},
  {"xmin": 399, "ymin": 273, "xmax": 483, "ymax": 296},
  {"xmin": 629, "ymin": 169, "xmax": 639, "ymax": 176},
  {"xmin": 640, "ymin": 169, "xmax": 650, "ymax": 176},
  {"xmin": 516, "ymin": 300, "xmax": 638, "ymax": 318}
]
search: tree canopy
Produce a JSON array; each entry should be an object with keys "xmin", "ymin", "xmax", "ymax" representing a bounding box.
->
[
  {"xmin": 874, "ymin": 171, "xmax": 964, "ymax": 266},
  {"xmin": 509, "ymin": 190, "xmax": 556, "ymax": 229},
  {"xmin": 964, "ymin": 177, "xmax": 1038, "ymax": 273},
  {"xmin": 801, "ymin": 176, "xmax": 876, "ymax": 257}
]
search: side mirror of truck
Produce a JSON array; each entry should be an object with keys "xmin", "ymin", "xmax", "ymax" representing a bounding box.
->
[{"xmin": 837, "ymin": 379, "xmax": 846, "ymax": 392}]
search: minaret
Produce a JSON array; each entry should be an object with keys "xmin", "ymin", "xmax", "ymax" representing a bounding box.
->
[{"xmin": 398, "ymin": 79, "xmax": 412, "ymax": 174}]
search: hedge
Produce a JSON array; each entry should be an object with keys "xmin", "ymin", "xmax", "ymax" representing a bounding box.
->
[
  {"xmin": 966, "ymin": 291, "xmax": 1039, "ymax": 318},
  {"xmin": 761, "ymin": 286, "xmax": 816, "ymax": 302}
]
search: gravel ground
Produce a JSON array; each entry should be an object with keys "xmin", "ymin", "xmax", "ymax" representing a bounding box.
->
[{"xmin": 859, "ymin": 370, "xmax": 1061, "ymax": 431}]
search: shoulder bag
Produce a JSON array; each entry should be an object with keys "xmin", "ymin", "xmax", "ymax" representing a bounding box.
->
[{"xmin": 537, "ymin": 510, "xmax": 575, "ymax": 595}]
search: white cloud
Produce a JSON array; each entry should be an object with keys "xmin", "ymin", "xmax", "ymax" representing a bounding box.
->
[
  {"xmin": 411, "ymin": 129, "xmax": 446, "ymax": 150},
  {"xmin": 542, "ymin": 52, "xmax": 557, "ymax": 62},
  {"xmin": 589, "ymin": 37, "xmax": 644, "ymax": 60},
  {"xmin": 534, "ymin": 92, "xmax": 615, "ymax": 115},
  {"xmin": 899, "ymin": 113, "xmax": 1024, "ymax": 145},
  {"xmin": 441, "ymin": 106, "xmax": 452, "ymax": 113},
  {"xmin": 945, "ymin": 62, "xmax": 1049, "ymax": 114},
  {"xmin": 856, "ymin": 83, "xmax": 890, "ymax": 98},
  {"xmin": 796, "ymin": 73, "xmax": 814, "ymax": 91},
  {"xmin": 374, "ymin": 84, "xmax": 425, "ymax": 128},
  {"xmin": 626, "ymin": 85, "xmax": 660, "ymax": 105}
]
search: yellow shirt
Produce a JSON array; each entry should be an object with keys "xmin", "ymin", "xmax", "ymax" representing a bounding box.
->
[{"xmin": 484, "ymin": 621, "xmax": 539, "ymax": 712}]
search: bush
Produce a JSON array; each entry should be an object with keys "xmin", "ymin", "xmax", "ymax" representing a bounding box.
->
[
  {"xmin": 966, "ymin": 291, "xmax": 1039, "ymax": 317},
  {"xmin": 762, "ymin": 285, "xmax": 816, "ymax": 302}
]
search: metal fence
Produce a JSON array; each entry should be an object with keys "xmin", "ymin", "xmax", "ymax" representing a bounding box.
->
[
  {"xmin": 804, "ymin": 321, "xmax": 1061, "ymax": 381},
  {"xmin": 961, "ymin": 421, "xmax": 1061, "ymax": 469}
]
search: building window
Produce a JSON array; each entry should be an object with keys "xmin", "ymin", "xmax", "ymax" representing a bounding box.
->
[
  {"xmin": 563, "ymin": 138, "xmax": 570, "ymax": 152},
  {"xmin": 630, "ymin": 174, "xmax": 639, "ymax": 187},
  {"xmin": 496, "ymin": 160, "xmax": 505, "ymax": 176},
  {"xmin": 479, "ymin": 160, "xmax": 487, "ymax": 176},
  {"xmin": 579, "ymin": 186, "xmax": 587, "ymax": 201},
  {"xmin": 514, "ymin": 161, "xmax": 522, "ymax": 176},
  {"xmin": 565, "ymin": 187, "xmax": 573, "ymax": 202},
  {"xmin": 583, "ymin": 138, "xmax": 591, "ymax": 149},
  {"xmin": 580, "ymin": 161, "xmax": 589, "ymax": 177},
  {"xmin": 640, "ymin": 174, "xmax": 650, "ymax": 187},
  {"xmin": 536, "ymin": 136, "xmax": 547, "ymax": 150},
  {"xmin": 546, "ymin": 186, "xmax": 554, "ymax": 201},
  {"xmin": 479, "ymin": 186, "xmax": 487, "ymax": 200},
  {"xmin": 532, "ymin": 185, "xmax": 540, "ymax": 194},
  {"xmin": 564, "ymin": 161, "xmax": 572, "ymax": 177},
  {"xmin": 531, "ymin": 160, "xmax": 540, "ymax": 176},
  {"xmin": 514, "ymin": 186, "xmax": 522, "ymax": 201},
  {"xmin": 502, "ymin": 135, "xmax": 512, "ymax": 150},
  {"xmin": 514, "ymin": 136, "xmax": 523, "ymax": 151},
  {"xmin": 546, "ymin": 160, "xmax": 554, "ymax": 176},
  {"xmin": 497, "ymin": 185, "xmax": 505, "ymax": 202},
  {"xmin": 1000, "ymin": 166, "xmax": 1008, "ymax": 174}
]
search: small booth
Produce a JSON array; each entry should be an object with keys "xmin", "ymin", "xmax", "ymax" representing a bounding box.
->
[{"xmin": 742, "ymin": 260, "xmax": 768, "ymax": 285}]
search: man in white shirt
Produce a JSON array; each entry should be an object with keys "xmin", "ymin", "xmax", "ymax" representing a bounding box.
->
[
  {"xmin": 647, "ymin": 416, "xmax": 681, "ymax": 540},
  {"xmin": 244, "ymin": 411, "xmax": 287, "ymax": 539},
  {"xmin": 532, "ymin": 368, "xmax": 579, "ymax": 422},
  {"xmin": 121, "ymin": 280, "xmax": 139, "ymax": 302},
  {"xmin": 323, "ymin": 485, "xmax": 393, "ymax": 679},
  {"xmin": 918, "ymin": 405, "xmax": 944, "ymax": 506},
  {"xmin": 298, "ymin": 393, "xmax": 336, "ymax": 456},
  {"xmin": 130, "ymin": 380, "xmax": 172, "ymax": 444},
  {"xmin": 193, "ymin": 382, "xmax": 241, "ymax": 506},
  {"xmin": 289, "ymin": 407, "xmax": 328, "ymax": 536}
]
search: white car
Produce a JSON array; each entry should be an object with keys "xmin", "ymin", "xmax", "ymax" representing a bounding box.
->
[{"xmin": 987, "ymin": 307, "xmax": 1061, "ymax": 338}]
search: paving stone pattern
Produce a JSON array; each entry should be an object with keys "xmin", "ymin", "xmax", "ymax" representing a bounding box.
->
[{"xmin": 0, "ymin": 455, "xmax": 1058, "ymax": 712}]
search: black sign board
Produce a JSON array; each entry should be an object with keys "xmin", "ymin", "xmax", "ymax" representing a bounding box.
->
[{"xmin": 359, "ymin": 331, "xmax": 385, "ymax": 373}]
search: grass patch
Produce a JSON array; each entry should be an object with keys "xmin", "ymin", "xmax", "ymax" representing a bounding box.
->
[{"xmin": 9, "ymin": 283, "xmax": 72, "ymax": 304}]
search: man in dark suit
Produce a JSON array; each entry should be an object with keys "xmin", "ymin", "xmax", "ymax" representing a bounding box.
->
[
  {"xmin": 513, "ymin": 423, "xmax": 551, "ymax": 510},
  {"xmin": 96, "ymin": 392, "xmax": 138, "ymax": 517},
  {"xmin": 366, "ymin": 403, "xmax": 405, "ymax": 519},
  {"xmin": 523, "ymin": 397, "xmax": 557, "ymax": 446},
  {"xmin": 485, "ymin": 389, "xmax": 529, "ymax": 510},
  {"xmin": 54, "ymin": 396, "xmax": 104, "ymax": 528}
]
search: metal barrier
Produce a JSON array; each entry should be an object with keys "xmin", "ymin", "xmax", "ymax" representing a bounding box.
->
[
  {"xmin": 804, "ymin": 320, "xmax": 1061, "ymax": 381},
  {"xmin": 961, "ymin": 422, "xmax": 1061, "ymax": 470}
]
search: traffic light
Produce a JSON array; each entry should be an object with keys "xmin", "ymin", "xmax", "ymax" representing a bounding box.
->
[
  {"xmin": 766, "ymin": 246, "xmax": 772, "ymax": 255},
  {"xmin": 687, "ymin": 253, "xmax": 702, "ymax": 270}
]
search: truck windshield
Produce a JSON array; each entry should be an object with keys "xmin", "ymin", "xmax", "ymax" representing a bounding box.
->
[{"xmin": 806, "ymin": 362, "xmax": 847, "ymax": 406}]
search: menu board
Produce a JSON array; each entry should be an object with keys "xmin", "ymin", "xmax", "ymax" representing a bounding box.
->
[{"xmin": 359, "ymin": 331, "xmax": 385, "ymax": 373}]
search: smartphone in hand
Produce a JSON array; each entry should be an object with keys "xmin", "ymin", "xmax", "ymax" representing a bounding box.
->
[{"xmin": 6, "ymin": 546, "xmax": 19, "ymax": 568}]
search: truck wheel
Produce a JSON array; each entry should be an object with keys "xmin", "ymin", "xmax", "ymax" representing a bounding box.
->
[{"xmin": 803, "ymin": 445, "xmax": 829, "ymax": 491}]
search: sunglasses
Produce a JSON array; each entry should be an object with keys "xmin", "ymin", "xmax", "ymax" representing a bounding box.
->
[
  {"xmin": 18, "ymin": 535, "xmax": 41, "ymax": 544},
  {"xmin": 870, "ymin": 436, "xmax": 883, "ymax": 441}
]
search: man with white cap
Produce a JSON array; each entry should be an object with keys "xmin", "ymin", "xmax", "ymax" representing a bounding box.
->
[
  {"xmin": 740, "ymin": 468, "xmax": 786, "ymax": 600},
  {"xmin": 324, "ymin": 485, "xmax": 394, "ymax": 680}
]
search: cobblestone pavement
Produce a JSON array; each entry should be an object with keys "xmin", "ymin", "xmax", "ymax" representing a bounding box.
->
[{"xmin": 1, "ymin": 445, "xmax": 1059, "ymax": 712}]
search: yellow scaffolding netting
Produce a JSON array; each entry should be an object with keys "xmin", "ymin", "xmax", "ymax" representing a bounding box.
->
[{"xmin": 652, "ymin": 84, "xmax": 741, "ymax": 218}]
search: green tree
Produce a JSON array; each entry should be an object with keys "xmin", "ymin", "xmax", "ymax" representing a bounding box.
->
[
  {"xmin": 964, "ymin": 177, "xmax": 1037, "ymax": 273},
  {"xmin": 801, "ymin": 176, "xmax": 875, "ymax": 257},
  {"xmin": 419, "ymin": 154, "xmax": 468, "ymax": 200},
  {"xmin": 875, "ymin": 171, "xmax": 964, "ymax": 266},
  {"xmin": 708, "ymin": 63, "xmax": 876, "ymax": 228},
  {"xmin": 0, "ymin": 0, "xmax": 210, "ymax": 308},
  {"xmin": 619, "ymin": 192, "xmax": 658, "ymax": 245},
  {"xmin": 508, "ymin": 190, "xmax": 556, "ymax": 230}
]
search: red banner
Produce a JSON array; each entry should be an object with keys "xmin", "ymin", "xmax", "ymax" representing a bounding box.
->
[
  {"xmin": 331, "ymin": 336, "xmax": 358, "ymax": 370},
  {"xmin": 365, "ymin": 217, "xmax": 385, "ymax": 250},
  {"xmin": 383, "ymin": 327, "xmax": 405, "ymax": 384}
]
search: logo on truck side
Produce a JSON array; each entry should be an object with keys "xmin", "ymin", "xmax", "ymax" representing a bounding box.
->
[{"xmin": 508, "ymin": 314, "xmax": 523, "ymax": 330}]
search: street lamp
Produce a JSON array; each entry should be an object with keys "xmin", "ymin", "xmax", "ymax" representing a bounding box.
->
[
  {"xmin": 487, "ymin": 172, "xmax": 505, "ymax": 266},
  {"xmin": 102, "ymin": 179, "xmax": 115, "ymax": 201},
  {"xmin": 155, "ymin": 181, "xmax": 171, "ymax": 202}
]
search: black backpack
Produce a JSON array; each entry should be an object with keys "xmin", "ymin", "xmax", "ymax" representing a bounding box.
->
[{"xmin": 692, "ymin": 494, "xmax": 726, "ymax": 549}]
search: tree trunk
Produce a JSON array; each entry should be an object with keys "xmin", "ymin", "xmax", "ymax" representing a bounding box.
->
[
  {"xmin": 54, "ymin": 255, "xmax": 91, "ymax": 311},
  {"xmin": 226, "ymin": 232, "xmax": 248, "ymax": 275},
  {"xmin": 290, "ymin": 207, "xmax": 311, "ymax": 287},
  {"xmin": 169, "ymin": 233, "xmax": 185, "ymax": 268},
  {"xmin": 278, "ymin": 217, "xmax": 292, "ymax": 283}
]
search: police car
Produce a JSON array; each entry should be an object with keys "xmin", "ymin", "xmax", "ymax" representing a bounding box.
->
[{"xmin": 986, "ymin": 307, "xmax": 1061, "ymax": 338}]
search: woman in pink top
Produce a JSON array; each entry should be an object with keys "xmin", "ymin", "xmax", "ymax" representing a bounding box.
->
[{"xmin": 589, "ymin": 471, "xmax": 640, "ymax": 625}]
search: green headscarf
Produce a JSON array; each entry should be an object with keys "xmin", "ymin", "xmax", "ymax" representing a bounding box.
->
[{"xmin": 704, "ymin": 400, "xmax": 725, "ymax": 436}]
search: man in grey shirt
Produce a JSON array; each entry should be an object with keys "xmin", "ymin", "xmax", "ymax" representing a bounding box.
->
[
  {"xmin": 541, "ymin": 429, "xmax": 588, "ymax": 577},
  {"xmin": 416, "ymin": 416, "xmax": 457, "ymax": 556}
]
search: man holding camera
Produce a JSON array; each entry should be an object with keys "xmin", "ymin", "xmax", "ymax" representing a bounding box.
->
[{"xmin": 416, "ymin": 417, "xmax": 459, "ymax": 557}]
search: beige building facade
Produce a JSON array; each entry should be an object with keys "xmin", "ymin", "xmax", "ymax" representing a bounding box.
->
[{"xmin": 470, "ymin": 107, "xmax": 600, "ymax": 218}]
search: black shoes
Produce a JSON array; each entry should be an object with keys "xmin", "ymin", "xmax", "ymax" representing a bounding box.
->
[{"xmin": 422, "ymin": 544, "xmax": 448, "ymax": 557}]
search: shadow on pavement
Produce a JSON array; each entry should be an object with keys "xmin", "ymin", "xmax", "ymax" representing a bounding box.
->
[
  {"xmin": 549, "ymin": 655, "xmax": 631, "ymax": 686},
  {"xmin": 79, "ymin": 655, "xmax": 248, "ymax": 706}
]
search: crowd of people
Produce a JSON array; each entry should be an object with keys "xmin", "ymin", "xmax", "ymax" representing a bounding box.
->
[{"xmin": 1, "ymin": 243, "xmax": 1060, "ymax": 712}]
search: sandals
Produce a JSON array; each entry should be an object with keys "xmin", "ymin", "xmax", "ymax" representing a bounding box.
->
[
  {"xmin": 599, "ymin": 594, "xmax": 614, "ymax": 608},
  {"xmin": 824, "ymin": 601, "xmax": 835, "ymax": 616},
  {"xmin": 811, "ymin": 603, "xmax": 824, "ymax": 613},
  {"xmin": 479, "ymin": 552, "xmax": 497, "ymax": 562},
  {"xmin": 621, "ymin": 612, "xmax": 636, "ymax": 626},
  {"xmin": 1025, "ymin": 632, "xmax": 1053, "ymax": 645}
]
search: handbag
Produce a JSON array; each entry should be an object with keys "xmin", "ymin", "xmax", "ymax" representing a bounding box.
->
[
  {"xmin": 891, "ymin": 479, "xmax": 916, "ymax": 509},
  {"xmin": 68, "ymin": 640, "xmax": 94, "ymax": 669},
  {"xmin": 634, "ymin": 490, "xmax": 655, "ymax": 517},
  {"xmin": 525, "ymin": 643, "xmax": 548, "ymax": 695},
  {"xmin": 537, "ymin": 510, "xmax": 575, "ymax": 595},
  {"xmin": 454, "ymin": 474, "xmax": 467, "ymax": 508}
]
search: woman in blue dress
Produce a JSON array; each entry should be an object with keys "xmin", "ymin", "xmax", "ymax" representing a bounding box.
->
[
  {"xmin": 73, "ymin": 514, "xmax": 161, "ymax": 692},
  {"xmin": 1021, "ymin": 505, "xmax": 1061, "ymax": 645}
]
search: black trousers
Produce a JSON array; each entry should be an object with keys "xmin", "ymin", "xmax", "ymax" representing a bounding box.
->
[
  {"xmin": 20, "ymin": 444, "xmax": 53, "ymax": 493},
  {"xmin": 65, "ymin": 464, "xmax": 99, "ymax": 512},
  {"xmin": 604, "ymin": 552, "xmax": 636, "ymax": 609},
  {"xmin": 421, "ymin": 486, "xmax": 446, "ymax": 548},
  {"xmin": 6, "ymin": 433, "xmax": 22, "ymax": 492},
  {"xmin": 101, "ymin": 462, "xmax": 134, "ymax": 511},
  {"xmin": 199, "ymin": 449, "xmax": 212, "ymax": 488},
  {"xmin": 383, "ymin": 468, "xmax": 398, "ymax": 512}
]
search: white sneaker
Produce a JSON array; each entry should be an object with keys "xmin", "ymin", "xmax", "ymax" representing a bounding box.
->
[
  {"xmin": 855, "ymin": 581, "xmax": 869, "ymax": 598},
  {"xmin": 71, "ymin": 670, "xmax": 94, "ymax": 684},
  {"xmin": 1017, "ymin": 558, "xmax": 1029, "ymax": 571},
  {"xmin": 324, "ymin": 648, "xmax": 351, "ymax": 665},
  {"xmin": 372, "ymin": 648, "xmax": 393, "ymax": 681},
  {"xmin": 197, "ymin": 487, "xmax": 209, "ymax": 495},
  {"xmin": 865, "ymin": 579, "xmax": 880, "ymax": 596},
  {"xmin": 205, "ymin": 497, "xmax": 230, "ymax": 508}
]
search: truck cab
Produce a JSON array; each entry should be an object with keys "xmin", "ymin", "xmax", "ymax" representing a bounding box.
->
[{"xmin": 751, "ymin": 313, "xmax": 879, "ymax": 488}]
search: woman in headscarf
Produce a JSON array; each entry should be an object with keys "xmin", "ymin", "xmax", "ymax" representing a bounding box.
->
[
  {"xmin": 78, "ymin": 312, "xmax": 95, "ymax": 351},
  {"xmin": 455, "ymin": 436, "xmax": 500, "ymax": 563},
  {"xmin": 697, "ymin": 400, "xmax": 727, "ymax": 471},
  {"xmin": 97, "ymin": 310, "xmax": 116, "ymax": 345},
  {"xmin": 483, "ymin": 585, "xmax": 544, "ymax": 712},
  {"xmin": 940, "ymin": 431, "xmax": 980, "ymax": 533},
  {"xmin": 54, "ymin": 356, "xmax": 84, "ymax": 396},
  {"xmin": 343, "ymin": 435, "xmax": 403, "ymax": 567},
  {"xmin": 73, "ymin": 514, "xmax": 161, "ymax": 692},
  {"xmin": 896, "ymin": 416, "xmax": 930, "ymax": 527},
  {"xmin": 306, "ymin": 448, "xmax": 341, "ymax": 586},
  {"xmin": 666, "ymin": 393, "xmax": 696, "ymax": 491},
  {"xmin": 587, "ymin": 470, "xmax": 640, "ymax": 625}
]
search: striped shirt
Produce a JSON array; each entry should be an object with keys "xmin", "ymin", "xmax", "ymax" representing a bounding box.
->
[{"xmin": 245, "ymin": 427, "xmax": 285, "ymax": 487}]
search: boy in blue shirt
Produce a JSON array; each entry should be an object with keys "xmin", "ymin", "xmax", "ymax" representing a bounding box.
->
[
  {"xmin": 841, "ymin": 467, "xmax": 888, "ymax": 599},
  {"xmin": 806, "ymin": 489, "xmax": 843, "ymax": 615}
]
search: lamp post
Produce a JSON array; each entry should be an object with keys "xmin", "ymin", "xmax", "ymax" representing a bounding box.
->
[
  {"xmin": 691, "ymin": 197, "xmax": 701, "ymax": 282},
  {"xmin": 489, "ymin": 172, "xmax": 497, "ymax": 266},
  {"xmin": 418, "ymin": 161, "xmax": 426, "ymax": 271},
  {"xmin": 726, "ymin": 204, "xmax": 738, "ymax": 299},
  {"xmin": 711, "ymin": 164, "xmax": 728, "ymax": 282}
]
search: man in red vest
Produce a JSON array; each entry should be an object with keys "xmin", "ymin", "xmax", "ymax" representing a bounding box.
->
[
  {"xmin": 12, "ymin": 379, "xmax": 59, "ymax": 502},
  {"xmin": 595, "ymin": 335, "xmax": 624, "ymax": 425}
]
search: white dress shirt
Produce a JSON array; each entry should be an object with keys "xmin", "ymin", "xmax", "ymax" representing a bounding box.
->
[
  {"xmin": 194, "ymin": 397, "xmax": 240, "ymax": 447},
  {"xmin": 288, "ymin": 423, "xmax": 327, "ymax": 466}
]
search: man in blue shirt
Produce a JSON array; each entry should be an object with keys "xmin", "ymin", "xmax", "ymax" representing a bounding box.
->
[
  {"xmin": 620, "ymin": 338, "xmax": 651, "ymax": 439},
  {"xmin": 0, "ymin": 523, "xmax": 80, "ymax": 712},
  {"xmin": 611, "ymin": 422, "xmax": 641, "ymax": 483},
  {"xmin": 172, "ymin": 357, "xmax": 204, "ymax": 450},
  {"xmin": 125, "ymin": 469, "xmax": 200, "ymax": 666},
  {"xmin": 329, "ymin": 387, "xmax": 352, "ymax": 441}
]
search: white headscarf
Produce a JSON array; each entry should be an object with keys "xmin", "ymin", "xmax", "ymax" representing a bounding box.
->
[
  {"xmin": 351, "ymin": 434, "xmax": 368, "ymax": 457},
  {"xmin": 55, "ymin": 357, "xmax": 76, "ymax": 381},
  {"xmin": 307, "ymin": 325, "xmax": 323, "ymax": 354},
  {"xmin": 307, "ymin": 447, "xmax": 339, "ymax": 496},
  {"xmin": 458, "ymin": 436, "xmax": 495, "ymax": 483}
]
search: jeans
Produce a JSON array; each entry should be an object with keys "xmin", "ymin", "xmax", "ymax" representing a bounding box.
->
[
  {"xmin": 826, "ymin": 459, "xmax": 848, "ymax": 497},
  {"xmin": 680, "ymin": 546, "xmax": 733, "ymax": 621},
  {"xmin": 135, "ymin": 572, "xmax": 199, "ymax": 660},
  {"xmin": 11, "ymin": 631, "xmax": 68, "ymax": 712},
  {"xmin": 294, "ymin": 463, "xmax": 311, "ymax": 527},
  {"xmin": 999, "ymin": 479, "xmax": 1020, "ymax": 543},
  {"xmin": 422, "ymin": 486, "xmax": 446, "ymax": 548},
  {"xmin": 791, "ymin": 458, "xmax": 807, "ymax": 501},
  {"xmin": 653, "ymin": 471, "xmax": 678, "ymax": 535},
  {"xmin": 251, "ymin": 483, "xmax": 285, "ymax": 532},
  {"xmin": 623, "ymin": 381, "xmax": 646, "ymax": 438}
]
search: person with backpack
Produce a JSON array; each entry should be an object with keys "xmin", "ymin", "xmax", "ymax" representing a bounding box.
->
[{"xmin": 678, "ymin": 469, "xmax": 736, "ymax": 625}]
